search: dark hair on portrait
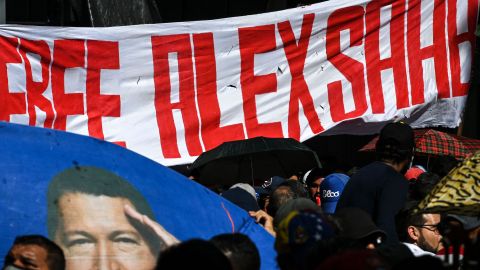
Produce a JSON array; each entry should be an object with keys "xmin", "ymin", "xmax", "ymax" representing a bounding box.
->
[
  {"xmin": 6, "ymin": 235, "xmax": 65, "ymax": 270},
  {"xmin": 47, "ymin": 166, "xmax": 161, "ymax": 255},
  {"xmin": 210, "ymin": 233, "xmax": 260, "ymax": 270}
]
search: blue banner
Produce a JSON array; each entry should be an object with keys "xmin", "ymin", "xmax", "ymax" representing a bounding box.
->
[{"xmin": 0, "ymin": 122, "xmax": 276, "ymax": 269}]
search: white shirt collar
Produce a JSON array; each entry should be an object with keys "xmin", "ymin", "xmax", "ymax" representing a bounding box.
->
[{"xmin": 403, "ymin": 242, "xmax": 436, "ymax": 257}]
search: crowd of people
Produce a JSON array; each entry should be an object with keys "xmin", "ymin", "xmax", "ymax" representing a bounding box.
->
[
  {"xmin": 214, "ymin": 122, "xmax": 479, "ymax": 269},
  {"xmin": 3, "ymin": 122, "xmax": 479, "ymax": 270}
]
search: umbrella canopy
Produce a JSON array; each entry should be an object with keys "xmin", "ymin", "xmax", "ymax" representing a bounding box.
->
[
  {"xmin": 415, "ymin": 150, "xmax": 480, "ymax": 216},
  {"xmin": 190, "ymin": 137, "xmax": 321, "ymax": 187},
  {"xmin": 359, "ymin": 129, "xmax": 480, "ymax": 160}
]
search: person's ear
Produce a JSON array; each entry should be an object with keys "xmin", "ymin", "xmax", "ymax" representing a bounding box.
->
[{"xmin": 407, "ymin": 225, "xmax": 419, "ymax": 241}]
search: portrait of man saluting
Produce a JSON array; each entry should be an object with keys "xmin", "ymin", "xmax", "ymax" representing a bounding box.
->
[{"xmin": 46, "ymin": 166, "xmax": 177, "ymax": 270}]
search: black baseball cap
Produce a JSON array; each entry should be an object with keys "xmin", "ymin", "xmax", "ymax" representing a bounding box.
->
[{"xmin": 376, "ymin": 122, "xmax": 415, "ymax": 152}]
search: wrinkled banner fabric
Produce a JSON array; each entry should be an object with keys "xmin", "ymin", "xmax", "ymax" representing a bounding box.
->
[{"xmin": 0, "ymin": 0, "xmax": 477, "ymax": 166}]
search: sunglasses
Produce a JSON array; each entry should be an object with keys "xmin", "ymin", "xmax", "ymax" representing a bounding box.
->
[{"xmin": 413, "ymin": 223, "xmax": 441, "ymax": 234}]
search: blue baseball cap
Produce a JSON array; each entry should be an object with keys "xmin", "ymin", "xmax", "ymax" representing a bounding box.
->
[
  {"xmin": 254, "ymin": 176, "xmax": 287, "ymax": 196},
  {"xmin": 320, "ymin": 173, "xmax": 350, "ymax": 214}
]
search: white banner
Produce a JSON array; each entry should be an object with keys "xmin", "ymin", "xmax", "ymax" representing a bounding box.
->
[{"xmin": 0, "ymin": 0, "xmax": 477, "ymax": 166}]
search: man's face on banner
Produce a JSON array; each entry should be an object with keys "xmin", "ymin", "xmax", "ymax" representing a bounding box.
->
[{"xmin": 53, "ymin": 192, "xmax": 157, "ymax": 270}]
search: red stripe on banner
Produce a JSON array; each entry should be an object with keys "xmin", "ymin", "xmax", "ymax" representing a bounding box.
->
[
  {"xmin": 365, "ymin": 0, "xmax": 409, "ymax": 113},
  {"xmin": 326, "ymin": 6, "xmax": 368, "ymax": 123},
  {"xmin": 0, "ymin": 37, "xmax": 26, "ymax": 121},
  {"xmin": 407, "ymin": 0, "xmax": 450, "ymax": 103},
  {"xmin": 193, "ymin": 32, "xmax": 246, "ymax": 150},
  {"xmin": 52, "ymin": 40, "xmax": 85, "ymax": 131},
  {"xmin": 152, "ymin": 34, "xmax": 203, "ymax": 158},
  {"xmin": 86, "ymin": 40, "xmax": 124, "ymax": 146},
  {"xmin": 239, "ymin": 24, "xmax": 283, "ymax": 139},
  {"xmin": 448, "ymin": 0, "xmax": 478, "ymax": 97},
  {"xmin": 18, "ymin": 39, "xmax": 54, "ymax": 128},
  {"xmin": 278, "ymin": 13, "xmax": 324, "ymax": 140}
]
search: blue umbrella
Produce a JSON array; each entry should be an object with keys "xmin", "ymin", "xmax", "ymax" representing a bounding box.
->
[{"xmin": 0, "ymin": 122, "xmax": 276, "ymax": 269}]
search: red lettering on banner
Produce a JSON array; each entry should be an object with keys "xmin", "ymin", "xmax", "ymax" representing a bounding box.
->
[
  {"xmin": 193, "ymin": 33, "xmax": 245, "ymax": 150},
  {"xmin": 365, "ymin": 0, "xmax": 409, "ymax": 113},
  {"xmin": 407, "ymin": 0, "xmax": 450, "ymax": 102},
  {"xmin": 18, "ymin": 39, "xmax": 55, "ymax": 128},
  {"xmin": 86, "ymin": 40, "xmax": 125, "ymax": 147},
  {"xmin": 52, "ymin": 40, "xmax": 85, "ymax": 130},
  {"xmin": 151, "ymin": 34, "xmax": 203, "ymax": 158},
  {"xmin": 448, "ymin": 0, "xmax": 478, "ymax": 97},
  {"xmin": 239, "ymin": 25, "xmax": 283, "ymax": 138},
  {"xmin": 278, "ymin": 13, "xmax": 324, "ymax": 140},
  {"xmin": 0, "ymin": 37, "xmax": 26, "ymax": 121},
  {"xmin": 326, "ymin": 6, "xmax": 368, "ymax": 123}
]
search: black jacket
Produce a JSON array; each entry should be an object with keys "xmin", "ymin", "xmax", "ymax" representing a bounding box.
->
[{"xmin": 336, "ymin": 161, "xmax": 408, "ymax": 244}]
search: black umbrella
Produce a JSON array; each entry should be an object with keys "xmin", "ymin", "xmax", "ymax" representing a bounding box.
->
[{"xmin": 190, "ymin": 137, "xmax": 321, "ymax": 187}]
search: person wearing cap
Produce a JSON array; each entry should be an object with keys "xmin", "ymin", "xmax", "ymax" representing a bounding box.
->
[
  {"xmin": 273, "ymin": 198, "xmax": 321, "ymax": 229},
  {"xmin": 250, "ymin": 177, "xmax": 296, "ymax": 237},
  {"xmin": 334, "ymin": 207, "xmax": 387, "ymax": 249},
  {"xmin": 336, "ymin": 122, "xmax": 415, "ymax": 244},
  {"xmin": 304, "ymin": 167, "xmax": 330, "ymax": 206},
  {"xmin": 275, "ymin": 210, "xmax": 336, "ymax": 270},
  {"xmin": 404, "ymin": 165, "xmax": 426, "ymax": 181},
  {"xmin": 221, "ymin": 184, "xmax": 261, "ymax": 212},
  {"xmin": 254, "ymin": 176, "xmax": 287, "ymax": 211},
  {"xmin": 319, "ymin": 173, "xmax": 349, "ymax": 214}
]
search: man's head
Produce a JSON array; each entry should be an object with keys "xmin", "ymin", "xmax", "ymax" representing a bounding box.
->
[
  {"xmin": 210, "ymin": 233, "xmax": 260, "ymax": 270},
  {"xmin": 266, "ymin": 185, "xmax": 297, "ymax": 217},
  {"xmin": 400, "ymin": 211, "xmax": 443, "ymax": 253},
  {"xmin": 408, "ymin": 172, "xmax": 440, "ymax": 201},
  {"xmin": 282, "ymin": 179, "xmax": 308, "ymax": 198},
  {"xmin": 156, "ymin": 239, "xmax": 232, "ymax": 270},
  {"xmin": 221, "ymin": 186, "xmax": 260, "ymax": 212},
  {"xmin": 47, "ymin": 166, "xmax": 160, "ymax": 270},
  {"xmin": 319, "ymin": 173, "xmax": 349, "ymax": 214},
  {"xmin": 376, "ymin": 122, "xmax": 415, "ymax": 170},
  {"xmin": 304, "ymin": 167, "xmax": 329, "ymax": 200},
  {"xmin": 275, "ymin": 210, "xmax": 336, "ymax": 270},
  {"xmin": 404, "ymin": 165, "xmax": 426, "ymax": 181},
  {"xmin": 334, "ymin": 208, "xmax": 386, "ymax": 249},
  {"xmin": 3, "ymin": 235, "xmax": 65, "ymax": 270},
  {"xmin": 273, "ymin": 198, "xmax": 320, "ymax": 229},
  {"xmin": 255, "ymin": 176, "xmax": 287, "ymax": 211}
]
